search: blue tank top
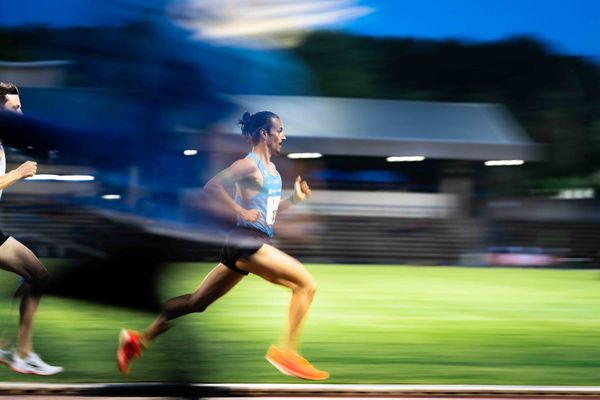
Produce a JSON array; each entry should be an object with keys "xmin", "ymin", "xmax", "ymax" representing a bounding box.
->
[{"xmin": 235, "ymin": 152, "xmax": 282, "ymax": 237}]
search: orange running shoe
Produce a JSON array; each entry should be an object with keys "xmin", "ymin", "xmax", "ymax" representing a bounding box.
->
[
  {"xmin": 117, "ymin": 329, "xmax": 143, "ymax": 375},
  {"xmin": 266, "ymin": 345, "xmax": 295, "ymax": 377},
  {"xmin": 265, "ymin": 345, "xmax": 329, "ymax": 380}
]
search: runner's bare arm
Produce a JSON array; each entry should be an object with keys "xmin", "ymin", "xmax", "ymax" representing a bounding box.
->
[
  {"xmin": 0, "ymin": 161, "xmax": 36, "ymax": 190},
  {"xmin": 278, "ymin": 176, "xmax": 311, "ymax": 213},
  {"xmin": 203, "ymin": 158, "xmax": 260, "ymax": 222}
]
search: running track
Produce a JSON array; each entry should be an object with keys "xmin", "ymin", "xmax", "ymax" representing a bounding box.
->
[{"xmin": 2, "ymin": 384, "xmax": 600, "ymax": 399}]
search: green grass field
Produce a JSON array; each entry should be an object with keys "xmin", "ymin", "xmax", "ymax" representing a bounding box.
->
[{"xmin": 0, "ymin": 261, "xmax": 599, "ymax": 384}]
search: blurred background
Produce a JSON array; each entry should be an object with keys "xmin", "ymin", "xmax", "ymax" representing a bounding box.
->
[{"xmin": 0, "ymin": 0, "xmax": 599, "ymax": 385}]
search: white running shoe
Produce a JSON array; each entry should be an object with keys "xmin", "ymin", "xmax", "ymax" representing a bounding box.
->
[
  {"xmin": 10, "ymin": 352, "xmax": 63, "ymax": 375},
  {"xmin": 0, "ymin": 347, "xmax": 14, "ymax": 366}
]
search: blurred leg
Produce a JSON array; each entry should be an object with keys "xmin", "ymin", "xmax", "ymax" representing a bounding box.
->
[
  {"xmin": 0, "ymin": 237, "xmax": 48, "ymax": 357},
  {"xmin": 142, "ymin": 263, "xmax": 244, "ymax": 343}
]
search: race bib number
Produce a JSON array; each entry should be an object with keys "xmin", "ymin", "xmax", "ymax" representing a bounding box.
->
[{"xmin": 266, "ymin": 196, "xmax": 280, "ymax": 225}]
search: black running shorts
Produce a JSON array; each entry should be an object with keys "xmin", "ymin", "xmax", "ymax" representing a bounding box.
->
[
  {"xmin": 0, "ymin": 232, "xmax": 10, "ymax": 247},
  {"xmin": 220, "ymin": 227, "xmax": 272, "ymax": 275}
]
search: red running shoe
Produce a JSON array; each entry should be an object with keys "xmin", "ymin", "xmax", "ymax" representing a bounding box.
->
[{"xmin": 117, "ymin": 329, "xmax": 143, "ymax": 375}]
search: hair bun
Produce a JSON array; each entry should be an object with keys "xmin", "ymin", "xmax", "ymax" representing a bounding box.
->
[
  {"xmin": 238, "ymin": 112, "xmax": 253, "ymax": 139},
  {"xmin": 240, "ymin": 111, "xmax": 251, "ymax": 125}
]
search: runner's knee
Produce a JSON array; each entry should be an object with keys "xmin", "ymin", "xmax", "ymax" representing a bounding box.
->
[
  {"xmin": 162, "ymin": 294, "xmax": 193, "ymax": 319},
  {"xmin": 14, "ymin": 246, "xmax": 48, "ymax": 290},
  {"xmin": 162, "ymin": 293, "xmax": 210, "ymax": 318},
  {"xmin": 296, "ymin": 278, "xmax": 317, "ymax": 297},
  {"xmin": 27, "ymin": 263, "xmax": 49, "ymax": 290},
  {"xmin": 190, "ymin": 298, "xmax": 209, "ymax": 313}
]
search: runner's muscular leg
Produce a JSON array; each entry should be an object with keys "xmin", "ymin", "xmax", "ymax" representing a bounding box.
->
[
  {"xmin": 143, "ymin": 263, "xmax": 244, "ymax": 343},
  {"xmin": 0, "ymin": 238, "xmax": 48, "ymax": 290},
  {"xmin": 0, "ymin": 238, "xmax": 48, "ymax": 356},
  {"xmin": 236, "ymin": 244, "xmax": 317, "ymax": 352}
]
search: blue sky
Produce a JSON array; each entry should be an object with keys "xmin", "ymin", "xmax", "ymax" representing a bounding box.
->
[
  {"xmin": 347, "ymin": 0, "xmax": 600, "ymax": 59},
  {"xmin": 1, "ymin": 0, "xmax": 599, "ymax": 60},
  {"xmin": 0, "ymin": 0, "xmax": 146, "ymax": 28}
]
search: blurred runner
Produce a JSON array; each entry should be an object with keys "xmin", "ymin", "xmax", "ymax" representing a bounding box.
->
[
  {"xmin": 0, "ymin": 82, "xmax": 63, "ymax": 375},
  {"xmin": 117, "ymin": 111, "xmax": 328, "ymax": 380}
]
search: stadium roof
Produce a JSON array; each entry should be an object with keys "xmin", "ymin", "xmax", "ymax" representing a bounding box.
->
[{"xmin": 216, "ymin": 95, "xmax": 542, "ymax": 161}]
